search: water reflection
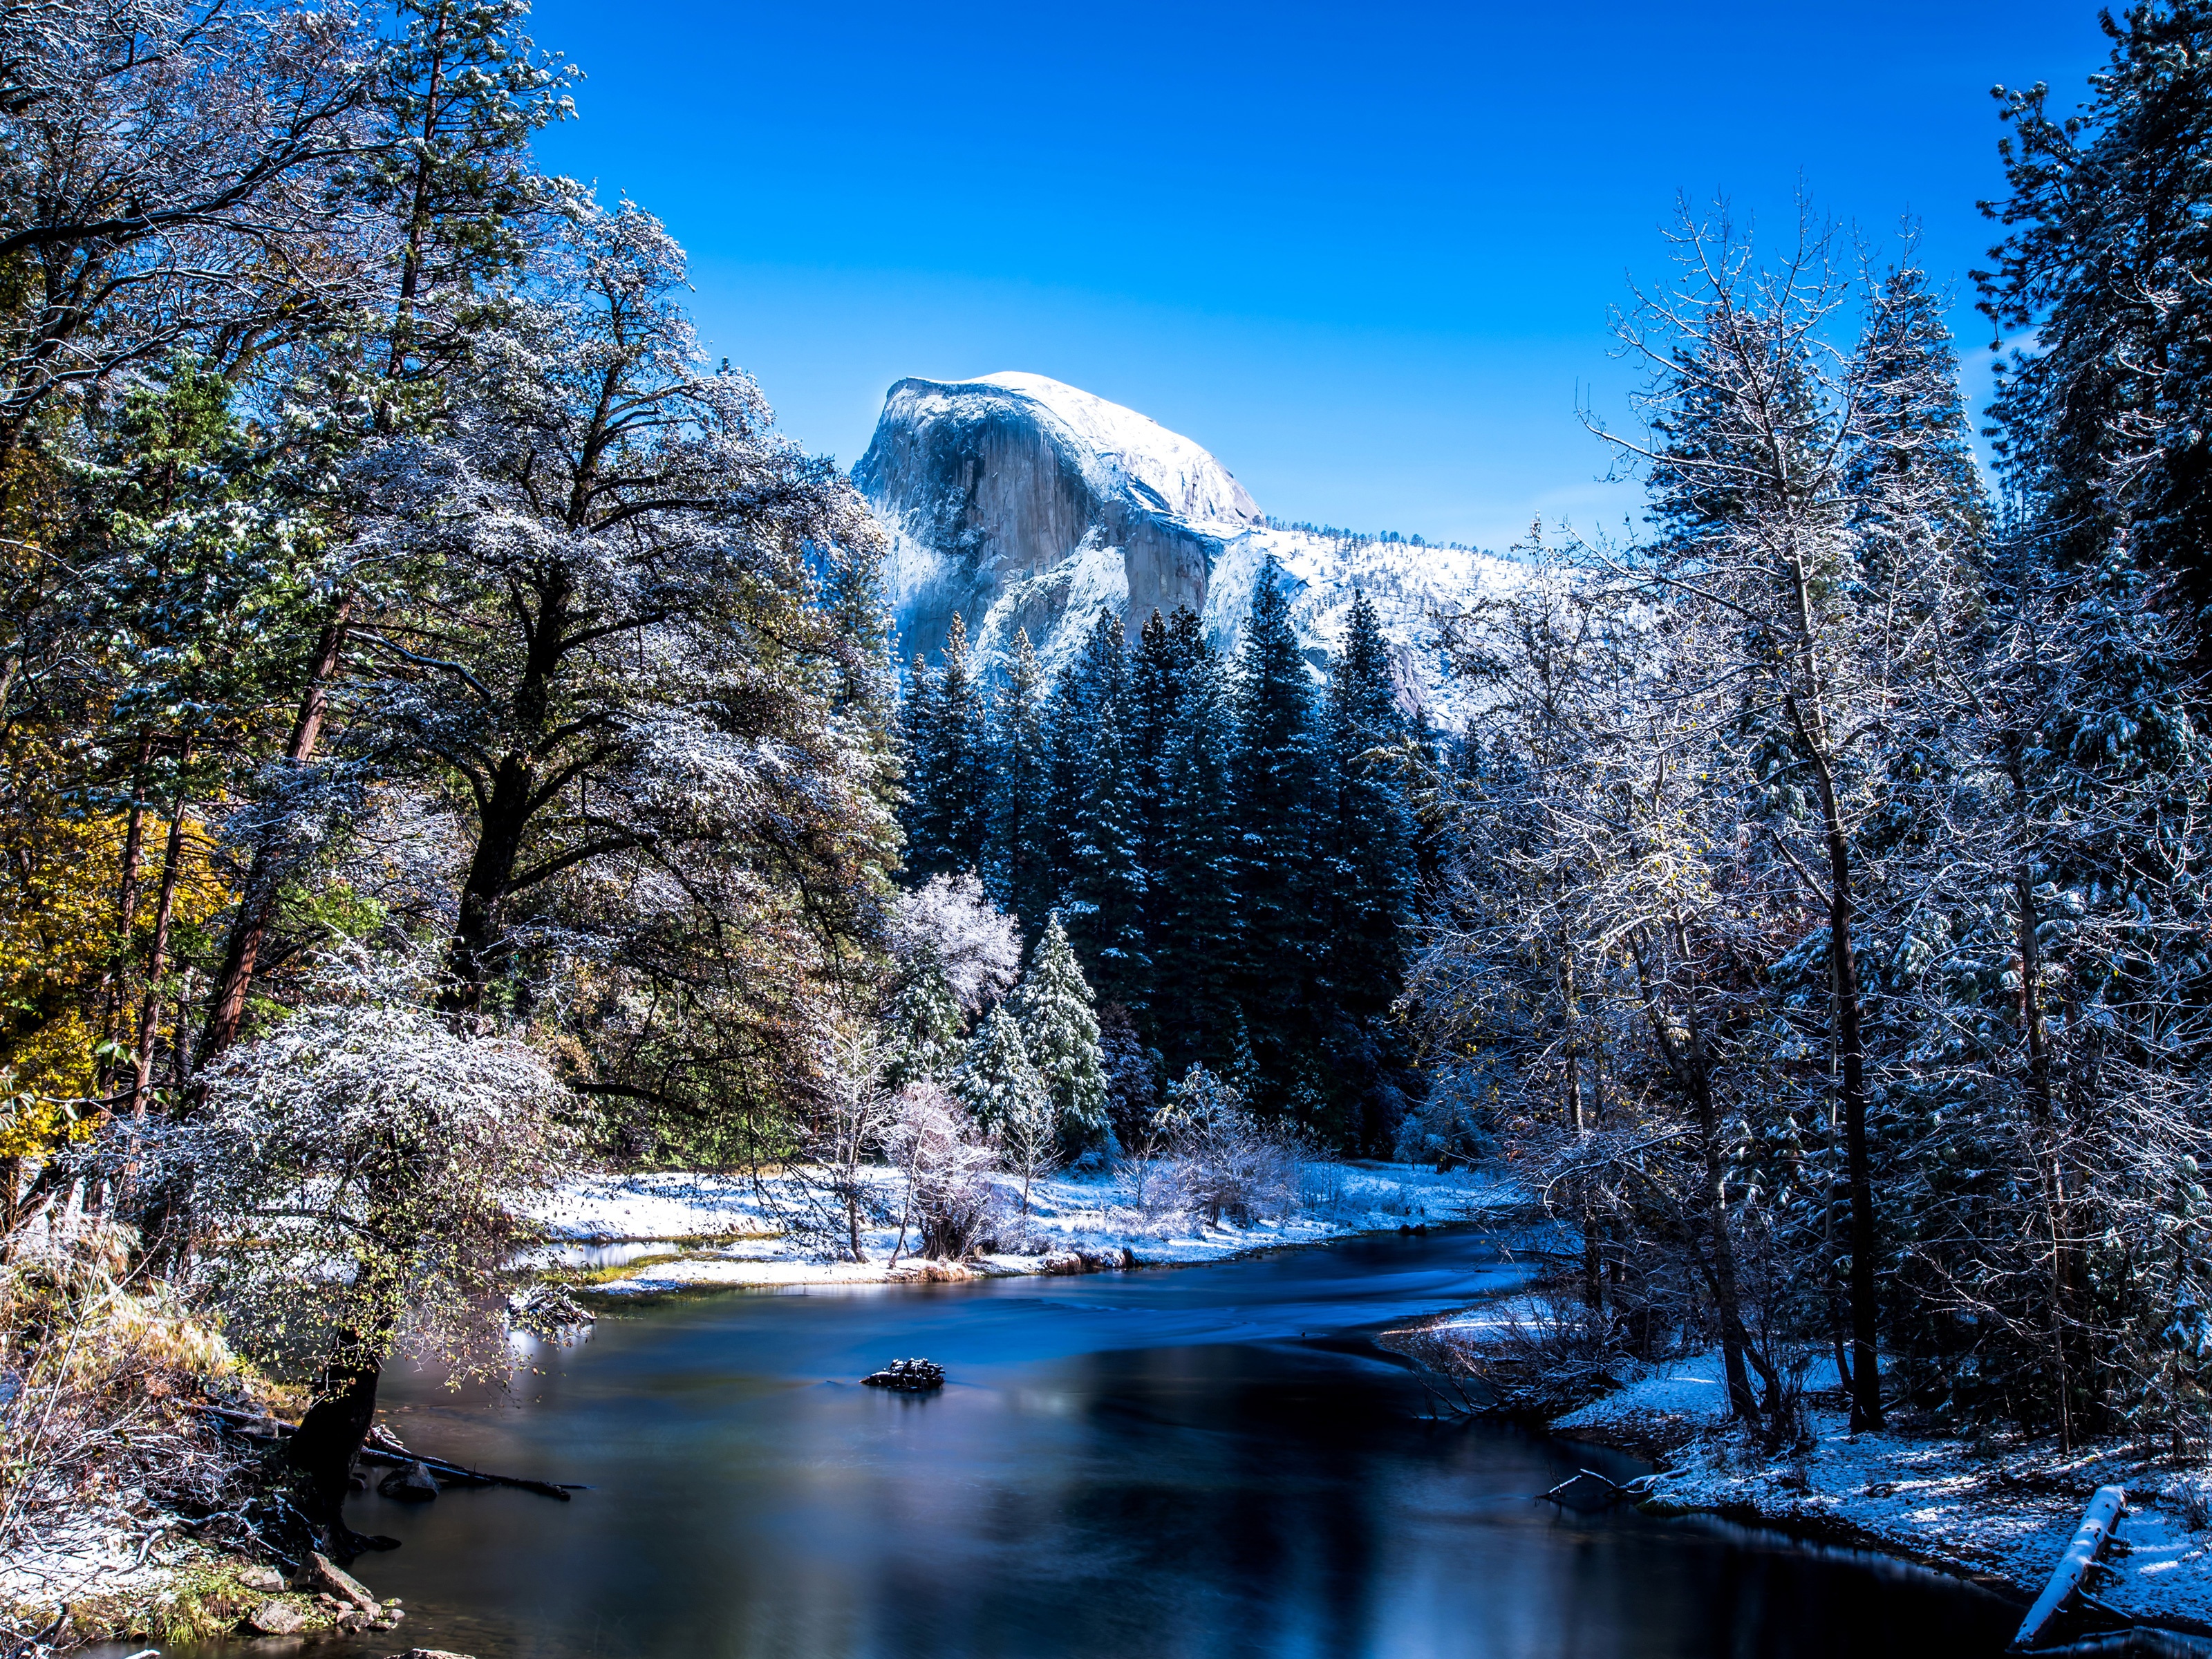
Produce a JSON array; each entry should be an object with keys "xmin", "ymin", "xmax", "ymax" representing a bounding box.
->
[{"xmin": 153, "ymin": 1230, "xmax": 2016, "ymax": 1659}]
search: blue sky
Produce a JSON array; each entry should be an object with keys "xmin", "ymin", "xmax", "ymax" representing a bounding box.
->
[{"xmin": 526, "ymin": 0, "xmax": 2111, "ymax": 552}]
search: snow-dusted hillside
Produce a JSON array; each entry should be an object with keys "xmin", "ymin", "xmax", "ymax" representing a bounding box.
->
[{"xmin": 854, "ymin": 371, "xmax": 1521, "ymax": 727}]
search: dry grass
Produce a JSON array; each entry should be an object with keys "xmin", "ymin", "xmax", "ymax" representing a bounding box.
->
[{"xmin": 0, "ymin": 1212, "xmax": 279, "ymax": 1645}]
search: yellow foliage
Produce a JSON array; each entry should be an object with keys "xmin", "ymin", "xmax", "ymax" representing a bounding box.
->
[{"xmin": 0, "ymin": 735, "xmax": 229, "ymax": 1156}]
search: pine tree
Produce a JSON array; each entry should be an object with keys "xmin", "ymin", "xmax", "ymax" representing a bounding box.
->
[
  {"xmin": 1320, "ymin": 592, "xmax": 1415, "ymax": 1023},
  {"xmin": 1009, "ymin": 913, "xmax": 1109, "ymax": 1147},
  {"xmin": 1044, "ymin": 612, "xmax": 1143, "ymax": 995},
  {"xmin": 907, "ymin": 614, "xmax": 988, "ymax": 879},
  {"xmin": 898, "ymin": 649, "xmax": 943, "ymax": 873},
  {"xmin": 1044, "ymin": 612, "xmax": 1127, "ymax": 892},
  {"xmin": 1127, "ymin": 608, "xmax": 1188, "ymax": 953},
  {"xmin": 1980, "ymin": 1, "xmax": 2212, "ymax": 634},
  {"xmin": 1151, "ymin": 609, "xmax": 1240, "ymax": 1073},
  {"xmin": 1315, "ymin": 592, "xmax": 1417, "ymax": 1148},
  {"xmin": 1095, "ymin": 1001, "xmax": 1159, "ymax": 1149},
  {"xmin": 984, "ymin": 628, "xmax": 1053, "ymax": 928},
  {"xmin": 953, "ymin": 1003, "xmax": 1049, "ymax": 1139},
  {"xmin": 1066, "ymin": 694, "xmax": 1144, "ymax": 1004},
  {"xmin": 1228, "ymin": 556, "xmax": 1322, "ymax": 1104},
  {"xmin": 372, "ymin": 0, "xmax": 580, "ymax": 383},
  {"xmin": 883, "ymin": 957, "xmax": 965, "ymax": 1090}
]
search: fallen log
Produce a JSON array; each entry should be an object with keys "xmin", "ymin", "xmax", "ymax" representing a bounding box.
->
[
  {"xmin": 198, "ymin": 1405, "xmax": 582, "ymax": 1501},
  {"xmin": 1537, "ymin": 1468, "xmax": 1658, "ymax": 1506},
  {"xmin": 2012, "ymin": 1483, "xmax": 2128, "ymax": 1651},
  {"xmin": 1540, "ymin": 1468, "xmax": 1624, "ymax": 1501},
  {"xmin": 353, "ymin": 1447, "xmax": 579, "ymax": 1501}
]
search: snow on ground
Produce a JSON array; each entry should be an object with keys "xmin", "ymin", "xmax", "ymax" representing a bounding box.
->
[
  {"xmin": 527, "ymin": 1161, "xmax": 1522, "ymax": 1296},
  {"xmin": 0, "ymin": 1503, "xmax": 165, "ymax": 1624},
  {"xmin": 1548, "ymin": 1347, "xmax": 2212, "ymax": 1640}
]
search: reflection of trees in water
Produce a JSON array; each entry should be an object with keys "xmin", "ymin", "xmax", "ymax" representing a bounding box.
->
[{"xmin": 360, "ymin": 1244, "xmax": 2018, "ymax": 1659}]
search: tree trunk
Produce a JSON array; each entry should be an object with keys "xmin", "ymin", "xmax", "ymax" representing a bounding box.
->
[
  {"xmin": 2016, "ymin": 842, "xmax": 2080, "ymax": 1446},
  {"xmin": 1792, "ymin": 693, "xmax": 1884, "ymax": 1430},
  {"xmin": 440, "ymin": 569, "xmax": 567, "ymax": 1015},
  {"xmin": 1687, "ymin": 1057, "xmax": 1761, "ymax": 1421},
  {"xmin": 1635, "ymin": 926, "xmax": 1759, "ymax": 1422},
  {"xmin": 441, "ymin": 756, "xmax": 534, "ymax": 1013},
  {"xmin": 98, "ymin": 730, "xmax": 155, "ymax": 1098},
  {"xmin": 200, "ymin": 599, "xmax": 352, "ymax": 1065},
  {"xmin": 127, "ymin": 769, "xmax": 192, "ymax": 1127},
  {"xmin": 284, "ymin": 1354, "xmax": 387, "ymax": 1562}
]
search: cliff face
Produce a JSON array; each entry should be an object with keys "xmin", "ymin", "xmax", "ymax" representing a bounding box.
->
[
  {"xmin": 854, "ymin": 372, "xmax": 1257, "ymax": 677},
  {"xmin": 854, "ymin": 371, "xmax": 1518, "ymax": 723}
]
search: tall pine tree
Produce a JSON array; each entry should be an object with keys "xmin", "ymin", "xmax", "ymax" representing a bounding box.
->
[
  {"xmin": 985, "ymin": 628, "xmax": 1054, "ymax": 928},
  {"xmin": 1049, "ymin": 612, "xmax": 1143, "ymax": 997},
  {"xmin": 1151, "ymin": 608, "xmax": 1241, "ymax": 1074},
  {"xmin": 1010, "ymin": 912, "xmax": 1110, "ymax": 1149},
  {"xmin": 1318, "ymin": 592, "xmax": 1416, "ymax": 1146},
  {"xmin": 1320, "ymin": 592, "xmax": 1414, "ymax": 1022},
  {"xmin": 1228, "ymin": 556, "xmax": 1322, "ymax": 1105},
  {"xmin": 906, "ymin": 613, "xmax": 989, "ymax": 879}
]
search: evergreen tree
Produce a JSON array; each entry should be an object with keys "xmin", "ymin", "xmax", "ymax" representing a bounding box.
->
[
  {"xmin": 1095, "ymin": 1001, "xmax": 1159, "ymax": 1149},
  {"xmin": 1980, "ymin": 1, "xmax": 2212, "ymax": 635},
  {"xmin": 953, "ymin": 1003, "xmax": 1049, "ymax": 1139},
  {"xmin": 1150, "ymin": 609, "xmax": 1240, "ymax": 1072},
  {"xmin": 1043, "ymin": 611, "xmax": 1143, "ymax": 995},
  {"xmin": 906, "ymin": 613, "xmax": 989, "ymax": 879},
  {"xmin": 882, "ymin": 956, "xmax": 965, "ymax": 1090},
  {"xmin": 984, "ymin": 628, "xmax": 1053, "ymax": 928},
  {"xmin": 898, "ymin": 648, "xmax": 943, "ymax": 872},
  {"xmin": 371, "ymin": 0, "xmax": 581, "ymax": 383},
  {"xmin": 1320, "ymin": 592, "xmax": 1415, "ymax": 1023},
  {"xmin": 1228, "ymin": 556, "xmax": 1322, "ymax": 1103},
  {"xmin": 1066, "ymin": 693, "xmax": 1144, "ymax": 1004},
  {"xmin": 1126, "ymin": 608, "xmax": 1188, "ymax": 951},
  {"xmin": 1009, "ymin": 913, "xmax": 1109, "ymax": 1147},
  {"xmin": 1044, "ymin": 610, "xmax": 1129, "ymax": 899},
  {"xmin": 1316, "ymin": 592, "xmax": 1417, "ymax": 1148}
]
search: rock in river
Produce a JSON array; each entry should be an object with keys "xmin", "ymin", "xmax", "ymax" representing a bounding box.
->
[
  {"xmin": 246, "ymin": 1599, "xmax": 312, "ymax": 1635},
  {"xmin": 861, "ymin": 1358, "xmax": 945, "ymax": 1391},
  {"xmin": 378, "ymin": 1459, "xmax": 440, "ymax": 1501}
]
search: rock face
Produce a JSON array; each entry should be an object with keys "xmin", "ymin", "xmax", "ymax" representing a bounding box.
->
[{"xmin": 854, "ymin": 371, "xmax": 1521, "ymax": 723}]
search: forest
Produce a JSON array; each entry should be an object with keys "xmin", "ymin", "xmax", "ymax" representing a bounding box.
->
[{"xmin": 1, "ymin": 0, "xmax": 2209, "ymax": 1637}]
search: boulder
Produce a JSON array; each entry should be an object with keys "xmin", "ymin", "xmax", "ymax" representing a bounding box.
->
[
  {"xmin": 235, "ymin": 1564, "xmax": 285, "ymax": 1593},
  {"xmin": 1037, "ymin": 1250, "xmax": 1085, "ymax": 1275},
  {"xmin": 861, "ymin": 1358, "xmax": 945, "ymax": 1391},
  {"xmin": 246, "ymin": 1599, "xmax": 312, "ymax": 1635},
  {"xmin": 297, "ymin": 1550, "xmax": 379, "ymax": 1612},
  {"xmin": 377, "ymin": 1459, "xmax": 440, "ymax": 1501}
]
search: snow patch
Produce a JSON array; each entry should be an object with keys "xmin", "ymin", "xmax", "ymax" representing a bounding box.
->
[{"xmin": 528, "ymin": 1161, "xmax": 1525, "ymax": 1295}]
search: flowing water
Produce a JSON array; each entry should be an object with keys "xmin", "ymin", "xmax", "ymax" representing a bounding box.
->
[{"xmin": 159, "ymin": 1227, "xmax": 2017, "ymax": 1658}]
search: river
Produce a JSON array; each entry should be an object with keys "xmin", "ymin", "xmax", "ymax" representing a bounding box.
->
[{"xmin": 161, "ymin": 1226, "xmax": 2018, "ymax": 1658}]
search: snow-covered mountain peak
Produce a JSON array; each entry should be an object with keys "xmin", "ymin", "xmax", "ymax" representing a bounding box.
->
[
  {"xmin": 964, "ymin": 372, "xmax": 1264, "ymax": 527},
  {"xmin": 854, "ymin": 373, "xmax": 1519, "ymax": 726}
]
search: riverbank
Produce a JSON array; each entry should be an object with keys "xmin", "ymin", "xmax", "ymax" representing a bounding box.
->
[
  {"xmin": 531, "ymin": 1160, "xmax": 1526, "ymax": 1296},
  {"xmin": 1391, "ymin": 1304, "xmax": 2212, "ymax": 1647}
]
